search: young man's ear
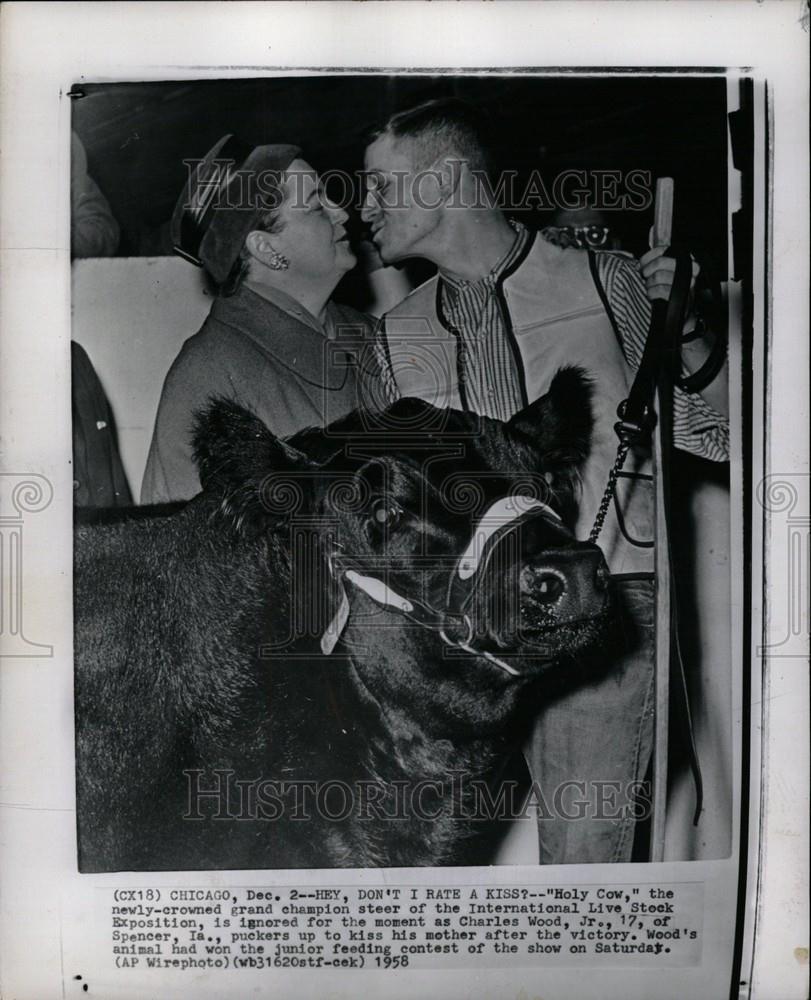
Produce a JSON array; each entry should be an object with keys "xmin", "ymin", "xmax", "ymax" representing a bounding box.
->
[{"xmin": 434, "ymin": 155, "xmax": 465, "ymax": 205}]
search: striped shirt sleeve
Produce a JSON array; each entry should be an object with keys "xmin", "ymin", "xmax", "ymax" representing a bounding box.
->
[{"xmin": 596, "ymin": 251, "xmax": 729, "ymax": 462}]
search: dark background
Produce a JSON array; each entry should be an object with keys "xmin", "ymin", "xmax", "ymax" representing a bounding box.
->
[{"xmin": 72, "ymin": 73, "xmax": 729, "ymax": 276}]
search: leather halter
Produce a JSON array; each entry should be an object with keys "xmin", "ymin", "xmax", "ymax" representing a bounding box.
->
[{"xmin": 324, "ymin": 496, "xmax": 563, "ymax": 677}]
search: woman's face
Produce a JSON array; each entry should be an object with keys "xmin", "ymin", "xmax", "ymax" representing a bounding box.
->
[{"xmin": 270, "ymin": 159, "xmax": 355, "ymax": 281}]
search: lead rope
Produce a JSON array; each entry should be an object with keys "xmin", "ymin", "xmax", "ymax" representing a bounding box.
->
[
  {"xmin": 587, "ymin": 246, "xmax": 705, "ymax": 833},
  {"xmin": 588, "ymin": 441, "xmax": 630, "ymax": 544},
  {"xmin": 587, "ymin": 238, "xmax": 693, "ymax": 548}
]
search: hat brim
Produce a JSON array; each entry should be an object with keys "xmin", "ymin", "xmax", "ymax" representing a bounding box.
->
[{"xmin": 171, "ymin": 135, "xmax": 301, "ymax": 284}]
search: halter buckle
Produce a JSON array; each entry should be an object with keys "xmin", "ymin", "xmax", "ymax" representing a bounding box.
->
[
  {"xmin": 439, "ymin": 613, "xmax": 473, "ymax": 649},
  {"xmin": 614, "ymin": 400, "xmax": 656, "ymax": 446}
]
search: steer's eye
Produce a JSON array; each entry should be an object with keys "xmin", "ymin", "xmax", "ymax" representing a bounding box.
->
[{"xmin": 371, "ymin": 498, "xmax": 403, "ymax": 529}]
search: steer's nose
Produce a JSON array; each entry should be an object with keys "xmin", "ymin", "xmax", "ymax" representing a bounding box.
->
[{"xmin": 521, "ymin": 543, "xmax": 611, "ymax": 623}]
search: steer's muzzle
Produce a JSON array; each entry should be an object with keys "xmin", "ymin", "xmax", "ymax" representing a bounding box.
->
[
  {"xmin": 451, "ymin": 503, "xmax": 616, "ymax": 662},
  {"xmin": 465, "ymin": 520, "xmax": 615, "ymax": 658},
  {"xmin": 520, "ymin": 542, "xmax": 612, "ymax": 631}
]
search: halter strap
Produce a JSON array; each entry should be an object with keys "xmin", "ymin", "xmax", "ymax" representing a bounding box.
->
[{"xmin": 328, "ymin": 497, "xmax": 564, "ymax": 678}]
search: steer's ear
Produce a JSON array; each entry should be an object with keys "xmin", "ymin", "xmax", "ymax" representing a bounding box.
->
[
  {"xmin": 193, "ymin": 397, "xmax": 314, "ymax": 533},
  {"xmin": 507, "ymin": 366, "xmax": 593, "ymax": 469}
]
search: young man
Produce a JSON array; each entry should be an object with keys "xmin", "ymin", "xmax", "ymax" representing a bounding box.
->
[{"xmin": 362, "ymin": 98, "xmax": 728, "ymax": 864}]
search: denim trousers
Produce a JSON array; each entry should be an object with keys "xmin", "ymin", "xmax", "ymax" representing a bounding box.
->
[{"xmin": 524, "ymin": 578, "xmax": 656, "ymax": 864}]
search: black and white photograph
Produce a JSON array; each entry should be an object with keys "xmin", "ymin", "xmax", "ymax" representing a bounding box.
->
[{"xmin": 0, "ymin": 4, "xmax": 807, "ymax": 1000}]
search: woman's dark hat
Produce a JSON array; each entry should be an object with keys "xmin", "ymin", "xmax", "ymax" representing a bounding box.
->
[{"xmin": 171, "ymin": 134, "xmax": 301, "ymax": 283}]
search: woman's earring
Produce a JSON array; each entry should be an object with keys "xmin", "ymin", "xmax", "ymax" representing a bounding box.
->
[{"xmin": 268, "ymin": 250, "xmax": 289, "ymax": 271}]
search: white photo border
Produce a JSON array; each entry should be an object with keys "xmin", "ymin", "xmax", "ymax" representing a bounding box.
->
[{"xmin": 0, "ymin": 5, "xmax": 807, "ymax": 1000}]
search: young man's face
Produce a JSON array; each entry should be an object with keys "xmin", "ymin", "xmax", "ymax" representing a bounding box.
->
[{"xmin": 362, "ymin": 133, "xmax": 443, "ymax": 264}]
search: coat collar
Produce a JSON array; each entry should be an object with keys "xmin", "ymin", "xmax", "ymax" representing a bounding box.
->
[{"xmin": 208, "ymin": 284, "xmax": 368, "ymax": 391}]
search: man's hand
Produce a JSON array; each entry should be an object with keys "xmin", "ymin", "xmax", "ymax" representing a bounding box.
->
[
  {"xmin": 639, "ymin": 244, "xmax": 700, "ymax": 307},
  {"xmin": 640, "ymin": 244, "xmax": 728, "ymax": 416}
]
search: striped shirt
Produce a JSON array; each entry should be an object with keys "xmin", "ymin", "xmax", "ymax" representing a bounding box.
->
[
  {"xmin": 594, "ymin": 249, "xmax": 729, "ymax": 462},
  {"xmin": 374, "ymin": 228, "xmax": 729, "ymax": 463},
  {"xmin": 438, "ymin": 221, "xmax": 530, "ymax": 421}
]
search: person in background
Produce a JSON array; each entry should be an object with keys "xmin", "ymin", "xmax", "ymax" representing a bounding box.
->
[
  {"xmin": 71, "ymin": 342, "xmax": 132, "ymax": 509},
  {"xmin": 362, "ymin": 98, "xmax": 728, "ymax": 865},
  {"xmin": 71, "ymin": 131, "xmax": 120, "ymax": 259},
  {"xmin": 71, "ymin": 133, "xmax": 130, "ymax": 508},
  {"xmin": 141, "ymin": 134, "xmax": 379, "ymax": 504},
  {"xmin": 542, "ymin": 205, "xmax": 623, "ymax": 251}
]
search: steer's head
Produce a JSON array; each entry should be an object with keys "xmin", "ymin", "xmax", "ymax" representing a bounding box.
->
[{"xmin": 194, "ymin": 367, "xmax": 616, "ymax": 734}]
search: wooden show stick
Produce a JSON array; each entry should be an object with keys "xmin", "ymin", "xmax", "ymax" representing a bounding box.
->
[
  {"xmin": 651, "ymin": 177, "xmax": 674, "ymax": 248},
  {"xmin": 649, "ymin": 175, "xmax": 675, "ymax": 862},
  {"xmin": 650, "ymin": 429, "xmax": 671, "ymax": 862}
]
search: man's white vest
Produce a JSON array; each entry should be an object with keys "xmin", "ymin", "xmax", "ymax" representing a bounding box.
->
[{"xmin": 381, "ymin": 231, "xmax": 654, "ymax": 575}]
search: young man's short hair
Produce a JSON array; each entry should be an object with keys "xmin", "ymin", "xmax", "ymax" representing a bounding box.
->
[{"xmin": 379, "ymin": 97, "xmax": 496, "ymax": 179}]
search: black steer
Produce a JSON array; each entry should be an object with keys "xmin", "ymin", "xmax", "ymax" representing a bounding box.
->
[{"xmin": 74, "ymin": 367, "xmax": 616, "ymax": 871}]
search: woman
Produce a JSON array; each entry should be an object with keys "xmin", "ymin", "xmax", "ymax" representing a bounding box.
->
[{"xmin": 141, "ymin": 134, "xmax": 383, "ymax": 504}]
